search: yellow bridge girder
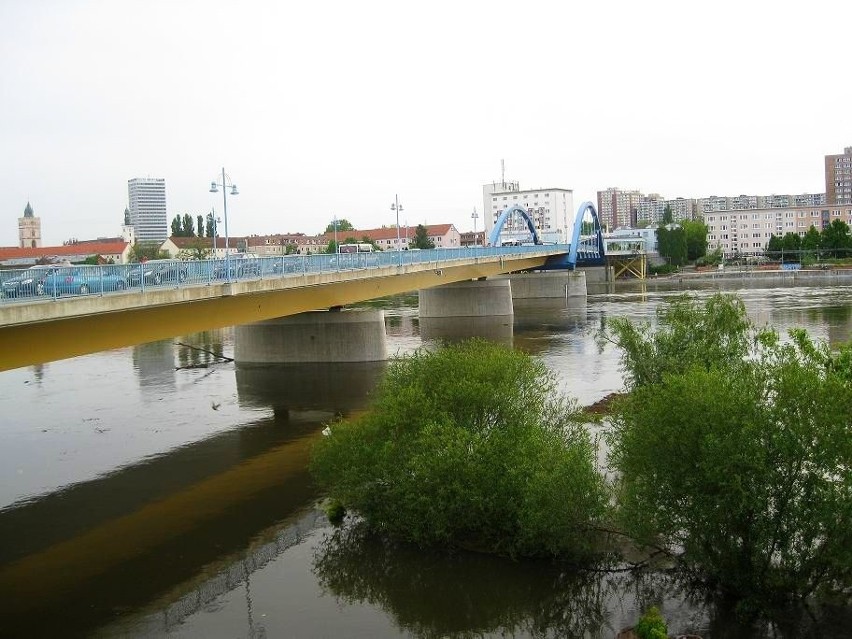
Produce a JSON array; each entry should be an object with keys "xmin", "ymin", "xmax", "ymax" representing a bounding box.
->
[
  {"xmin": 0, "ymin": 254, "xmax": 550, "ymax": 372},
  {"xmin": 606, "ymin": 252, "xmax": 647, "ymax": 280}
]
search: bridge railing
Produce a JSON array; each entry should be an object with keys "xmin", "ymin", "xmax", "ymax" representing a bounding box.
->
[{"xmin": 0, "ymin": 244, "xmax": 569, "ymax": 305}]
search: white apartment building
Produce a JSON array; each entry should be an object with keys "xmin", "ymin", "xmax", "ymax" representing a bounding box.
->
[
  {"xmin": 698, "ymin": 192, "xmax": 826, "ymax": 213},
  {"xmin": 637, "ymin": 196, "xmax": 697, "ymax": 226},
  {"xmin": 483, "ymin": 180, "xmax": 574, "ymax": 244},
  {"xmin": 128, "ymin": 177, "xmax": 168, "ymax": 243},
  {"xmin": 704, "ymin": 205, "xmax": 852, "ymax": 255}
]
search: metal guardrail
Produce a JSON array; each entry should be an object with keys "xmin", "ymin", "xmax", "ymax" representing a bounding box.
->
[{"xmin": 0, "ymin": 245, "xmax": 568, "ymax": 305}]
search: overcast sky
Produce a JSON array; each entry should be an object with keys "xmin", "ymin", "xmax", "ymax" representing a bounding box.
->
[{"xmin": 1, "ymin": 0, "xmax": 850, "ymax": 246}]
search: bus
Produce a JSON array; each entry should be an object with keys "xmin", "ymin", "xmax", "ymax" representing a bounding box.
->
[{"xmin": 338, "ymin": 243, "xmax": 374, "ymax": 254}]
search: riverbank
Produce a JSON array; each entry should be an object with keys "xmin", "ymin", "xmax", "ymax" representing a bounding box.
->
[{"xmin": 654, "ymin": 265, "xmax": 852, "ymax": 284}]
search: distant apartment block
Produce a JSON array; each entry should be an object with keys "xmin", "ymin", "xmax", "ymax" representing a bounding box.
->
[
  {"xmin": 128, "ymin": 177, "xmax": 168, "ymax": 243},
  {"xmin": 698, "ymin": 192, "xmax": 826, "ymax": 213},
  {"xmin": 483, "ymin": 180, "xmax": 574, "ymax": 244},
  {"xmin": 597, "ymin": 187, "xmax": 642, "ymax": 230},
  {"xmin": 633, "ymin": 192, "xmax": 827, "ymax": 226},
  {"xmin": 637, "ymin": 195, "xmax": 697, "ymax": 226},
  {"xmin": 826, "ymin": 146, "xmax": 852, "ymax": 205},
  {"xmin": 704, "ymin": 205, "xmax": 852, "ymax": 256}
]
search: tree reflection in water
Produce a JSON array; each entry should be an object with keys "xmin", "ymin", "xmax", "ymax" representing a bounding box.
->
[
  {"xmin": 312, "ymin": 520, "xmax": 852, "ymax": 638},
  {"xmin": 312, "ymin": 521, "xmax": 610, "ymax": 638}
]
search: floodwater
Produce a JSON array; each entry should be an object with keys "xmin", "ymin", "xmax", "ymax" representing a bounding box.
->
[{"xmin": 0, "ymin": 283, "xmax": 850, "ymax": 638}]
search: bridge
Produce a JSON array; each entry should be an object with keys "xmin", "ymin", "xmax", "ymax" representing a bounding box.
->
[{"xmin": 0, "ymin": 202, "xmax": 611, "ymax": 372}]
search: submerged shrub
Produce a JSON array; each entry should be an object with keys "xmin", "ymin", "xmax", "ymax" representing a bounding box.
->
[
  {"xmin": 310, "ymin": 339, "xmax": 609, "ymax": 559},
  {"xmin": 604, "ymin": 293, "xmax": 852, "ymax": 608}
]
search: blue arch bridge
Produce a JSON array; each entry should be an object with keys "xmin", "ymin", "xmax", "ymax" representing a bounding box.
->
[{"xmin": 488, "ymin": 201, "xmax": 606, "ymax": 268}]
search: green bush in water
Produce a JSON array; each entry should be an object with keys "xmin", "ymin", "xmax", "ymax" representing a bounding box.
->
[{"xmin": 311, "ymin": 339, "xmax": 609, "ymax": 560}]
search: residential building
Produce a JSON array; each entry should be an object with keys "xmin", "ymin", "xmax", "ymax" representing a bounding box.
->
[
  {"xmin": 460, "ymin": 230, "xmax": 486, "ymax": 247},
  {"xmin": 18, "ymin": 202, "xmax": 42, "ymax": 249},
  {"xmin": 161, "ymin": 236, "xmax": 233, "ymax": 259},
  {"xmin": 703, "ymin": 205, "xmax": 852, "ymax": 256},
  {"xmin": 483, "ymin": 180, "xmax": 574, "ymax": 244},
  {"xmin": 697, "ymin": 192, "xmax": 826, "ymax": 213},
  {"xmin": 240, "ymin": 233, "xmax": 328, "ymax": 256},
  {"xmin": 825, "ymin": 146, "xmax": 852, "ymax": 205},
  {"xmin": 128, "ymin": 178, "xmax": 168, "ymax": 243},
  {"xmin": 597, "ymin": 188, "xmax": 642, "ymax": 231},
  {"xmin": 637, "ymin": 195, "xmax": 698, "ymax": 226},
  {"xmin": 0, "ymin": 241, "xmax": 131, "ymax": 267},
  {"xmin": 340, "ymin": 224, "xmax": 461, "ymax": 251}
]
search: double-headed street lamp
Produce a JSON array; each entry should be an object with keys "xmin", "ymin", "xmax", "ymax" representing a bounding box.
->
[
  {"xmin": 391, "ymin": 195, "xmax": 403, "ymax": 265},
  {"xmin": 209, "ymin": 168, "xmax": 238, "ymax": 277}
]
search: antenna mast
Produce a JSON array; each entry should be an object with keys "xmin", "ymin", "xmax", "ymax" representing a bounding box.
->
[{"xmin": 501, "ymin": 159, "xmax": 505, "ymax": 187}]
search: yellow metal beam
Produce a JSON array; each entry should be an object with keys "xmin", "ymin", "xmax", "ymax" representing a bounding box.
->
[
  {"xmin": 0, "ymin": 256, "xmax": 549, "ymax": 372},
  {"xmin": 608, "ymin": 254, "xmax": 647, "ymax": 280}
]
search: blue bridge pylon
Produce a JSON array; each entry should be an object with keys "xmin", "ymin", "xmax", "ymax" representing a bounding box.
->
[{"xmin": 487, "ymin": 201, "xmax": 605, "ymax": 269}]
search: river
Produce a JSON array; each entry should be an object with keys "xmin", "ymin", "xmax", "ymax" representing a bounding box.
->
[{"xmin": 1, "ymin": 281, "xmax": 850, "ymax": 638}]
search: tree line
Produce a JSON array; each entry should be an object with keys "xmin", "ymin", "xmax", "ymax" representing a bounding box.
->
[
  {"xmin": 766, "ymin": 219, "xmax": 852, "ymax": 260},
  {"xmin": 170, "ymin": 213, "xmax": 218, "ymax": 238}
]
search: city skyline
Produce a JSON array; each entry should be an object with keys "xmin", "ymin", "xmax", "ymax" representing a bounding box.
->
[{"xmin": 1, "ymin": 1, "xmax": 849, "ymax": 247}]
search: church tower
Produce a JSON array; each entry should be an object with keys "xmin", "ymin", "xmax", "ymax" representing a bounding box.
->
[{"xmin": 18, "ymin": 202, "xmax": 42, "ymax": 248}]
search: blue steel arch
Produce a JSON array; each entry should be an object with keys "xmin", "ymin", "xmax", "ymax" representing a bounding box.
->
[
  {"xmin": 568, "ymin": 201, "xmax": 605, "ymax": 266},
  {"xmin": 487, "ymin": 205, "xmax": 541, "ymax": 246}
]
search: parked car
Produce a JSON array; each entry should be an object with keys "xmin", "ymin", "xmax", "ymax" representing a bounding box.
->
[
  {"xmin": 42, "ymin": 265, "xmax": 129, "ymax": 296},
  {"xmin": 128, "ymin": 260, "xmax": 188, "ymax": 286},
  {"xmin": 1, "ymin": 264, "xmax": 60, "ymax": 298},
  {"xmin": 213, "ymin": 255, "xmax": 261, "ymax": 279}
]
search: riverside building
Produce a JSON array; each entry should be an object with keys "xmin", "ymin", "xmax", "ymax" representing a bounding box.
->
[
  {"xmin": 704, "ymin": 204, "xmax": 852, "ymax": 256},
  {"xmin": 483, "ymin": 180, "xmax": 574, "ymax": 244}
]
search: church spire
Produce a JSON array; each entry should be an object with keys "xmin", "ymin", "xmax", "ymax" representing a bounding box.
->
[{"xmin": 23, "ymin": 201, "xmax": 34, "ymax": 218}]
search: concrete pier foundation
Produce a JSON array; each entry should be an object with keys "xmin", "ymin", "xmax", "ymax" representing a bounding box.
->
[
  {"xmin": 418, "ymin": 279, "xmax": 514, "ymax": 346},
  {"xmin": 234, "ymin": 309, "xmax": 388, "ymax": 363},
  {"xmin": 418, "ymin": 279, "xmax": 514, "ymax": 318},
  {"xmin": 498, "ymin": 271, "xmax": 587, "ymax": 299}
]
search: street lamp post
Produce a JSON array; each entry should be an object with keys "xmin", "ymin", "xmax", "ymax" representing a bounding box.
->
[
  {"xmin": 391, "ymin": 195, "xmax": 403, "ymax": 265},
  {"xmin": 333, "ymin": 214, "xmax": 339, "ymax": 270},
  {"xmin": 209, "ymin": 168, "xmax": 238, "ymax": 279},
  {"xmin": 471, "ymin": 207, "xmax": 479, "ymax": 246}
]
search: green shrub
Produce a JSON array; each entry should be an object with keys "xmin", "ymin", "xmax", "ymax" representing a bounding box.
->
[
  {"xmin": 310, "ymin": 339, "xmax": 609, "ymax": 559},
  {"xmin": 634, "ymin": 606, "xmax": 667, "ymax": 639},
  {"xmin": 603, "ymin": 294, "xmax": 852, "ymax": 608}
]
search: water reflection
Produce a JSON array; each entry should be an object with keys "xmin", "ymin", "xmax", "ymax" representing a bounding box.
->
[
  {"xmin": 132, "ymin": 338, "xmax": 176, "ymax": 392},
  {"xmin": 313, "ymin": 522, "xmax": 610, "ymax": 638},
  {"xmin": 235, "ymin": 361, "xmax": 387, "ymax": 417},
  {"xmin": 419, "ymin": 315, "xmax": 513, "ymax": 346},
  {"xmin": 0, "ymin": 355, "xmax": 387, "ymax": 637}
]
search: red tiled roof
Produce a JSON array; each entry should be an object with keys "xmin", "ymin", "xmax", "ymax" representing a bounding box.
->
[
  {"xmin": 168, "ymin": 236, "xmax": 216, "ymax": 249},
  {"xmin": 0, "ymin": 242, "xmax": 128, "ymax": 260},
  {"xmin": 320, "ymin": 224, "xmax": 456, "ymax": 242}
]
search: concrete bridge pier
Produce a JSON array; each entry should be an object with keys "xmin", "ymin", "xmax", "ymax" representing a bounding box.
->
[
  {"xmin": 234, "ymin": 309, "xmax": 388, "ymax": 363},
  {"xmin": 497, "ymin": 271, "xmax": 587, "ymax": 299},
  {"xmin": 418, "ymin": 279, "xmax": 514, "ymax": 345}
]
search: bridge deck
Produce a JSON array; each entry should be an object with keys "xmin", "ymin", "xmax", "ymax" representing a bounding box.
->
[{"xmin": 0, "ymin": 248, "xmax": 564, "ymax": 371}]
